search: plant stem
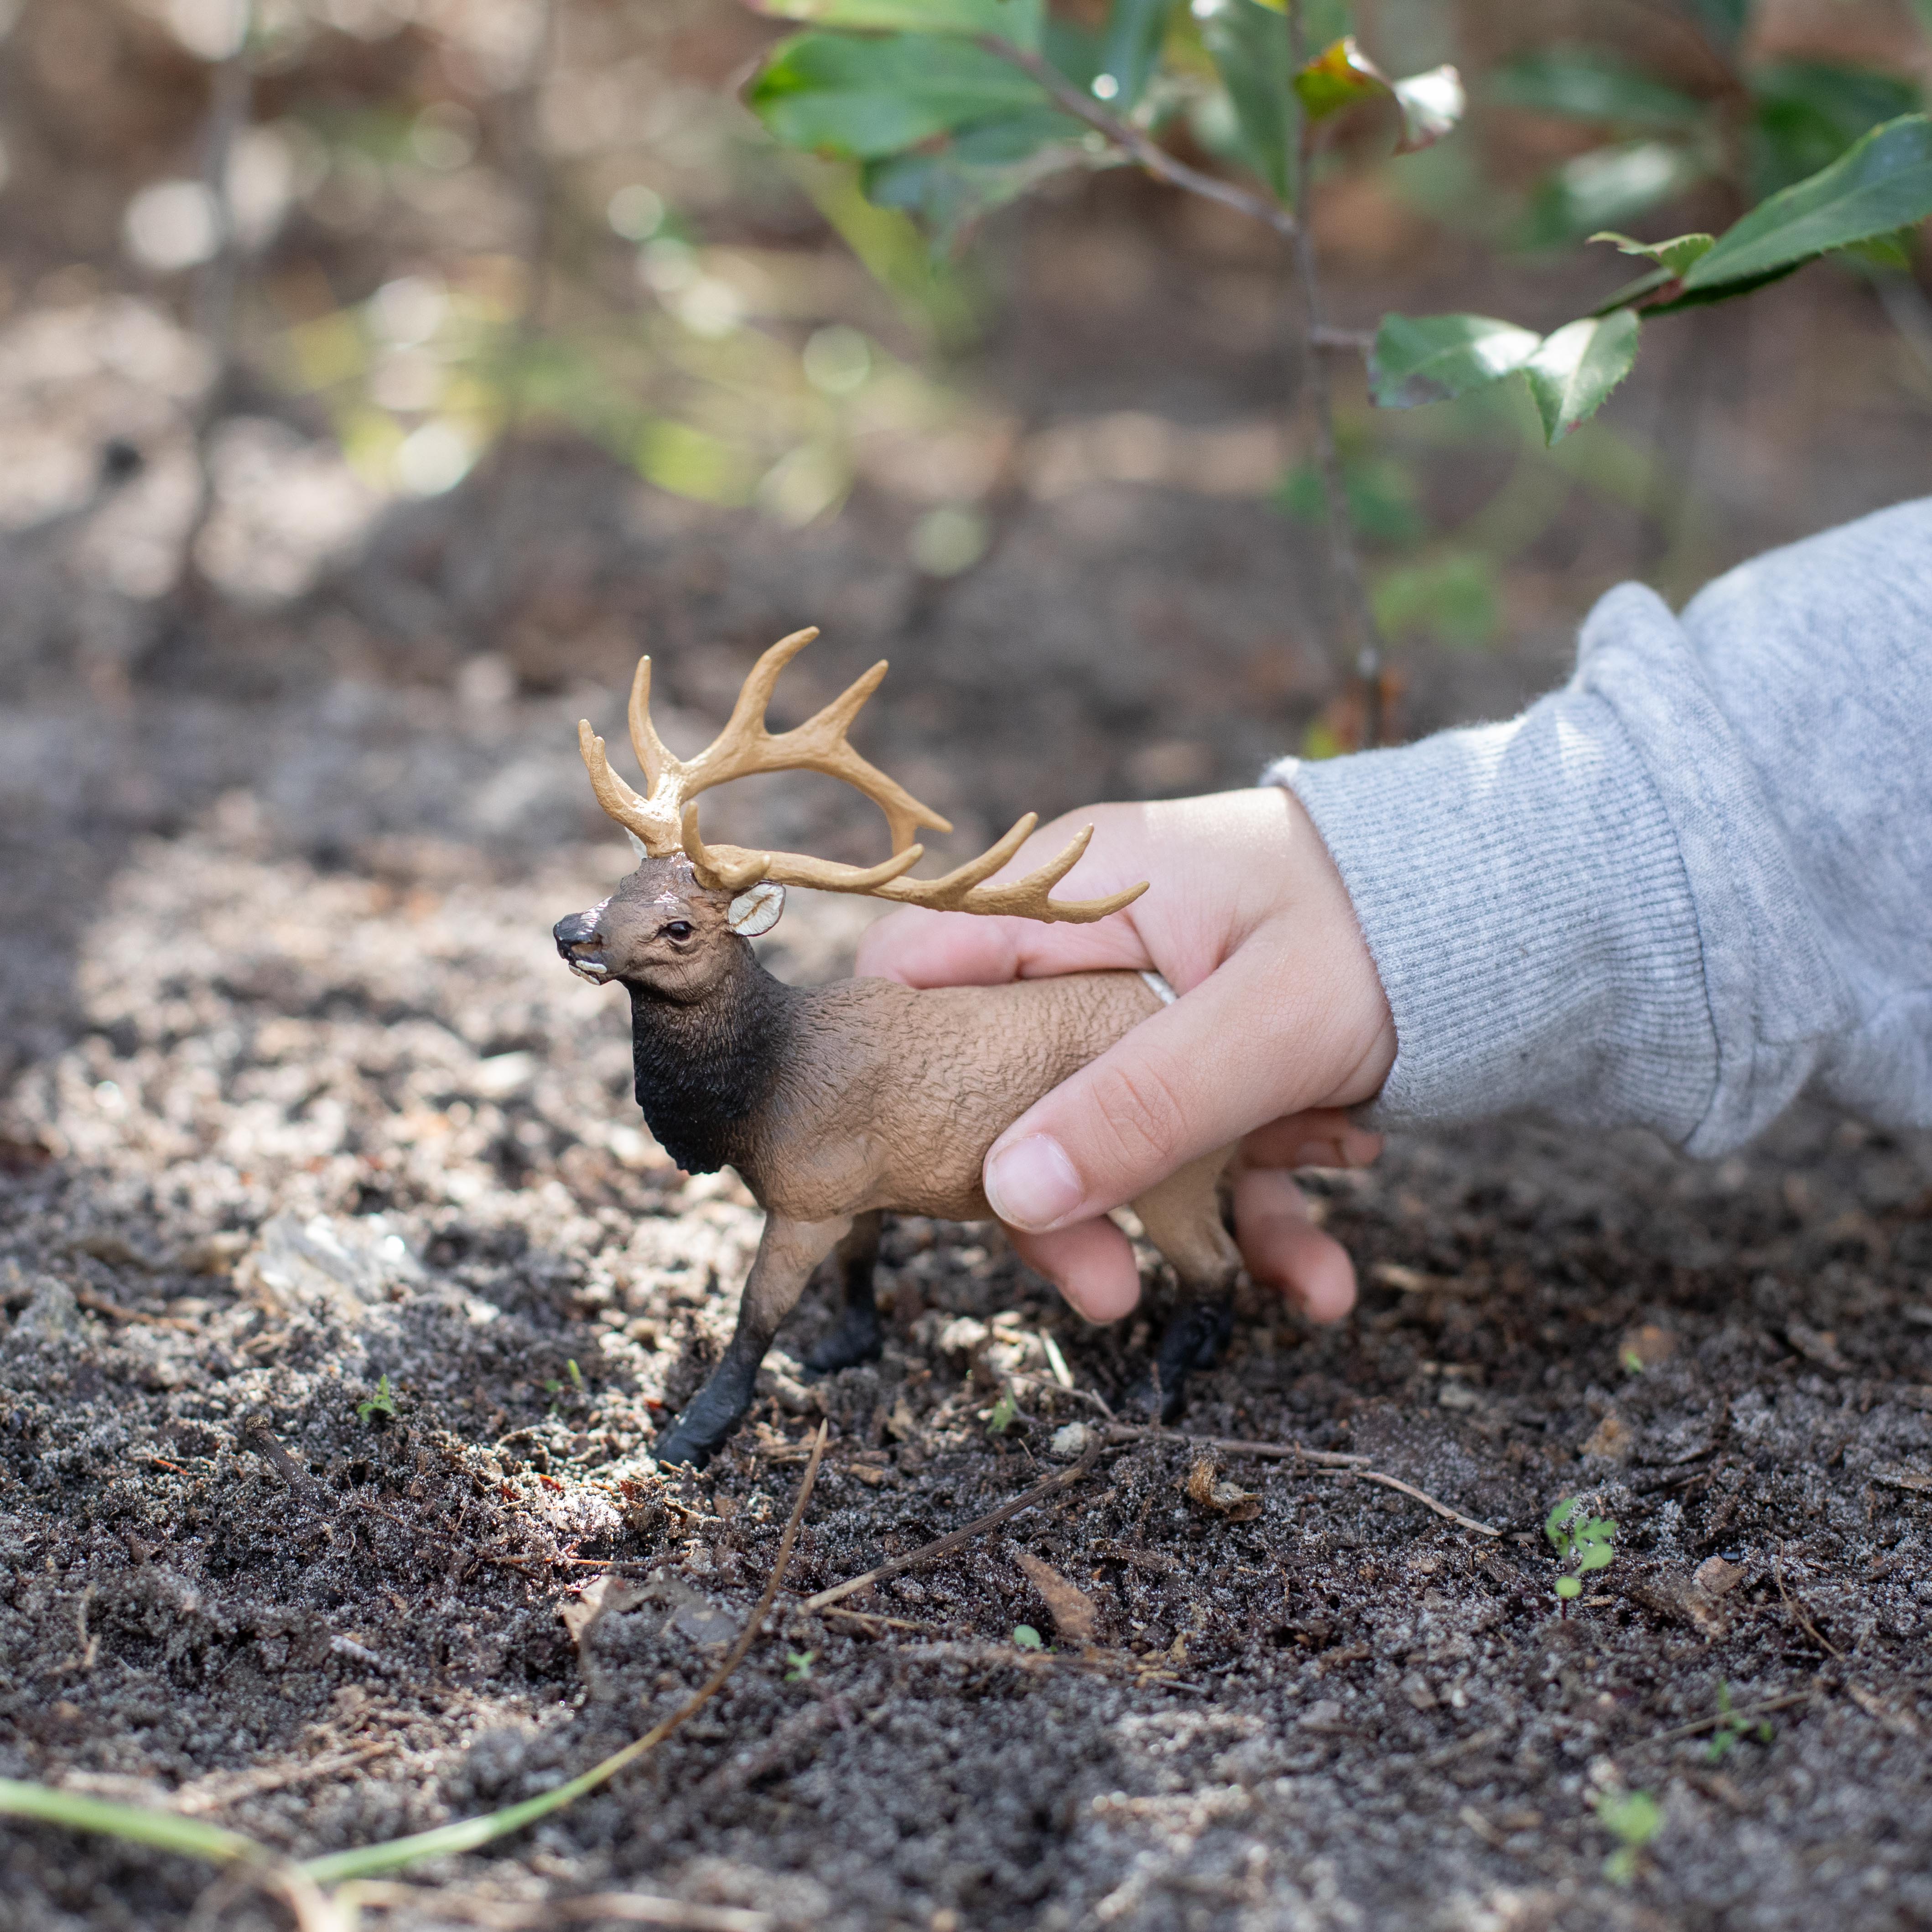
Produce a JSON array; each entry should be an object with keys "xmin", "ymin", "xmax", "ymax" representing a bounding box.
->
[
  {"xmin": 980, "ymin": 37, "xmax": 1298, "ymax": 240},
  {"xmin": 1286, "ymin": 0, "xmax": 1388, "ymax": 748}
]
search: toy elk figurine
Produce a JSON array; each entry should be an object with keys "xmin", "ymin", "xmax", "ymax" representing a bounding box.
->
[{"xmin": 555, "ymin": 628, "xmax": 1242, "ymax": 1468}]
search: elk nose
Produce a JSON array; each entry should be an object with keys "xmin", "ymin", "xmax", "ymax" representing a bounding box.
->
[{"xmin": 553, "ymin": 910, "xmax": 601, "ymax": 958}]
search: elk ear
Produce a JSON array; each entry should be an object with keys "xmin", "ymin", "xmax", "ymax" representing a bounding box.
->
[
  {"xmin": 624, "ymin": 830, "xmax": 649, "ymax": 862},
  {"xmin": 727, "ymin": 881, "xmax": 786, "ymax": 937}
]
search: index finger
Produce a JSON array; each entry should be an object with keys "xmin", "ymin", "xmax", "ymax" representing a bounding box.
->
[{"xmin": 855, "ymin": 904, "xmax": 1152, "ymax": 987}]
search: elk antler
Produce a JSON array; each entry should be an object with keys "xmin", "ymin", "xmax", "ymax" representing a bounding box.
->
[
  {"xmin": 579, "ymin": 629, "xmax": 1148, "ymax": 924},
  {"xmin": 577, "ymin": 628, "xmax": 951, "ymax": 859}
]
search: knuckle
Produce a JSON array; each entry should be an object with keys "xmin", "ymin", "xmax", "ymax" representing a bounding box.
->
[{"xmin": 1082, "ymin": 1055, "xmax": 1190, "ymax": 1180}]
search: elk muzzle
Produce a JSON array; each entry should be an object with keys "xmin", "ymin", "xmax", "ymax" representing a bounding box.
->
[{"xmin": 553, "ymin": 906, "xmax": 612, "ymax": 983}]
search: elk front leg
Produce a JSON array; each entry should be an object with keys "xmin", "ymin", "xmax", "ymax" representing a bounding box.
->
[
  {"xmin": 804, "ymin": 1210, "xmax": 884, "ymax": 1375},
  {"xmin": 655, "ymin": 1213, "xmax": 850, "ymax": 1470},
  {"xmin": 1129, "ymin": 1147, "xmax": 1241, "ymax": 1424}
]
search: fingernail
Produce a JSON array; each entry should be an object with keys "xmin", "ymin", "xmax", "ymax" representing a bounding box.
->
[{"xmin": 984, "ymin": 1134, "xmax": 1085, "ymax": 1231}]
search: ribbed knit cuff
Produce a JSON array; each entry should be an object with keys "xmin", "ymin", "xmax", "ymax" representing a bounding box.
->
[{"xmin": 1264, "ymin": 683, "xmax": 1717, "ymax": 1143}]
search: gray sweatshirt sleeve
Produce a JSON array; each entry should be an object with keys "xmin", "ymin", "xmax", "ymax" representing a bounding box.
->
[{"xmin": 1264, "ymin": 498, "xmax": 1932, "ymax": 1156}]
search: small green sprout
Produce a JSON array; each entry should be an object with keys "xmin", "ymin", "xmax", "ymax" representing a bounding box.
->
[
  {"xmin": 567, "ymin": 1359, "xmax": 586, "ymax": 1393},
  {"xmin": 1706, "ymin": 1681, "xmax": 1775, "ymax": 1762},
  {"xmin": 1545, "ymin": 1497, "xmax": 1617, "ymax": 1614},
  {"xmin": 542, "ymin": 1377, "xmax": 561, "ymax": 1396},
  {"xmin": 985, "ymin": 1387, "xmax": 1018, "ymax": 1437},
  {"xmin": 1619, "ymin": 1345, "xmax": 1645, "ymax": 1375},
  {"xmin": 1012, "ymin": 1625, "xmax": 1044, "ymax": 1651},
  {"xmin": 356, "ymin": 1375, "xmax": 397, "ymax": 1426},
  {"xmin": 1592, "ymin": 1788, "xmax": 1661, "ymax": 1885},
  {"xmin": 784, "ymin": 1649, "xmax": 815, "ymax": 1683}
]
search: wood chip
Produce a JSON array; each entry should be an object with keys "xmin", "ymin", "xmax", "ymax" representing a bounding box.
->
[{"xmin": 1015, "ymin": 1552, "xmax": 1098, "ymax": 1643}]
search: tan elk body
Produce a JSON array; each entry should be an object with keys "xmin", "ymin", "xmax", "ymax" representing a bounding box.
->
[{"xmin": 556, "ymin": 630, "xmax": 1241, "ymax": 1467}]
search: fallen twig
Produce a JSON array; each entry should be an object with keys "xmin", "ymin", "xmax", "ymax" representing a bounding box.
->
[
  {"xmin": 304, "ymin": 1421, "xmax": 829, "ymax": 1885},
  {"xmin": 338, "ymin": 1881, "xmax": 770, "ymax": 1930},
  {"xmin": 800, "ymin": 1436, "xmax": 1106, "ymax": 1613},
  {"xmin": 174, "ymin": 1741, "xmax": 396, "ymax": 1816},
  {"xmin": 1627, "ymin": 1688, "xmax": 1814, "ymax": 1750},
  {"xmin": 1101, "ymin": 1424, "xmax": 1366, "ymax": 1467},
  {"xmin": 1101, "ymin": 1424, "xmax": 1500, "ymax": 1535},
  {"xmin": 76, "ymin": 1291, "xmax": 200, "ymax": 1332},
  {"xmin": 1774, "ymin": 1547, "xmax": 1846, "ymax": 1660},
  {"xmin": 1343, "ymin": 1470, "xmax": 1502, "ymax": 1538}
]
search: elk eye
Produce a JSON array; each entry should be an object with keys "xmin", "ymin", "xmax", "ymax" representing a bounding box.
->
[{"xmin": 664, "ymin": 920, "xmax": 694, "ymax": 941}]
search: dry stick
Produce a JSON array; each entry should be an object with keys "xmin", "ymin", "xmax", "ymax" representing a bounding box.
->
[
  {"xmin": 174, "ymin": 1741, "xmax": 397, "ymax": 1817},
  {"xmin": 1103, "ymin": 1424, "xmax": 1501, "ymax": 1536},
  {"xmin": 1102, "ymin": 1423, "xmax": 1366, "ymax": 1468},
  {"xmin": 304, "ymin": 1423, "xmax": 829, "ymax": 1886},
  {"xmin": 1627, "ymin": 1688, "xmax": 1815, "ymax": 1751},
  {"xmin": 1773, "ymin": 1546, "xmax": 1846, "ymax": 1661},
  {"xmin": 341, "ymin": 1882, "xmax": 771, "ymax": 1931},
  {"xmin": 800, "ymin": 1436, "xmax": 1107, "ymax": 1614},
  {"xmin": 1286, "ymin": 0, "xmax": 1390, "ymax": 748},
  {"xmin": 979, "ymin": 37, "xmax": 1297, "ymax": 240}
]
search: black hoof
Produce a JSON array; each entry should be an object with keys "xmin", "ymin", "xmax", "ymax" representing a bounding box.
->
[
  {"xmin": 653, "ymin": 1425, "xmax": 715, "ymax": 1470},
  {"xmin": 803, "ymin": 1310, "xmax": 885, "ymax": 1376}
]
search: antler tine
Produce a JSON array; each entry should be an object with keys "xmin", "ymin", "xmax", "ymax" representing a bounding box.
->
[
  {"xmin": 682, "ymin": 803, "xmax": 926, "ymax": 897},
  {"xmin": 577, "ymin": 721, "xmax": 662, "ymax": 847},
  {"xmin": 626, "ymin": 655, "xmax": 672, "ymax": 796},
  {"xmin": 873, "ymin": 820, "xmax": 1148, "ymax": 923},
  {"xmin": 680, "ymin": 631, "xmax": 953, "ymax": 856}
]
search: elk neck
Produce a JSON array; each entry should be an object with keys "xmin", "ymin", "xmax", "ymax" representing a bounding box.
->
[{"xmin": 625, "ymin": 940, "xmax": 796, "ymax": 1177}]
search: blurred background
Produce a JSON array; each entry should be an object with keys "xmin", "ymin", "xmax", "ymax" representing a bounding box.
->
[{"xmin": 3, "ymin": 0, "xmax": 1931, "ymax": 1084}]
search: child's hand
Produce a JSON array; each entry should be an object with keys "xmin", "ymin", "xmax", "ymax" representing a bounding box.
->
[{"xmin": 854, "ymin": 787, "xmax": 1395, "ymax": 1324}]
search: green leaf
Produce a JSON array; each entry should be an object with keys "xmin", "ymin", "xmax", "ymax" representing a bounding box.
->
[
  {"xmin": 1369, "ymin": 312, "xmax": 1541, "ymax": 407},
  {"xmin": 1523, "ymin": 307, "xmax": 1641, "ymax": 442},
  {"xmin": 1590, "ymin": 228, "xmax": 1714, "ymax": 275},
  {"xmin": 1490, "ymin": 47, "xmax": 1705, "ymax": 130},
  {"xmin": 1750, "ymin": 62, "xmax": 1920, "ymax": 199},
  {"xmin": 1544, "ymin": 1495, "xmax": 1583, "ymax": 1545},
  {"xmin": 1683, "ymin": 114, "xmax": 1932, "ymax": 294},
  {"xmin": 1577, "ymin": 1541, "xmax": 1616, "ymax": 1572},
  {"xmin": 865, "ymin": 111, "xmax": 1105, "ymax": 248},
  {"xmin": 748, "ymin": 33, "xmax": 1057, "ymax": 161},
  {"xmin": 1291, "ymin": 40, "xmax": 1462, "ymax": 154},
  {"xmin": 1594, "ymin": 1789, "xmax": 1662, "ymax": 1848},
  {"xmin": 1525, "ymin": 139, "xmax": 1707, "ymax": 245},
  {"xmin": 1194, "ymin": 0, "xmax": 1293, "ymax": 201},
  {"xmin": 1371, "ymin": 551, "xmax": 1501, "ymax": 648},
  {"xmin": 986, "ymin": 1387, "xmax": 1019, "ymax": 1435},
  {"xmin": 1095, "ymin": 0, "xmax": 1174, "ymax": 110},
  {"xmin": 1555, "ymin": 1576, "xmax": 1582, "ymax": 1599},
  {"xmin": 0, "ymin": 1780, "xmax": 264, "ymax": 1865},
  {"xmin": 747, "ymin": 0, "xmax": 1044, "ymax": 48},
  {"xmin": 1012, "ymin": 1623, "xmax": 1045, "ymax": 1649},
  {"xmin": 1294, "ymin": 36, "xmax": 1385, "ymax": 119}
]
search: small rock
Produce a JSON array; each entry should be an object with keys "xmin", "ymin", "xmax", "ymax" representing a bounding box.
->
[
  {"xmin": 14, "ymin": 1276, "xmax": 86, "ymax": 1346},
  {"xmin": 1581, "ymin": 1412, "xmax": 1633, "ymax": 1462},
  {"xmin": 1049, "ymin": 1421, "xmax": 1092, "ymax": 1459}
]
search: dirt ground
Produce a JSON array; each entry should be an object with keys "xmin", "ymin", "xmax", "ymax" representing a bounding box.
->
[{"xmin": 5, "ymin": 178, "xmax": 1932, "ymax": 1932}]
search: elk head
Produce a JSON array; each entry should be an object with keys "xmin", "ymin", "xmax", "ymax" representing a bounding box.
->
[{"xmin": 554, "ymin": 627, "xmax": 1146, "ymax": 992}]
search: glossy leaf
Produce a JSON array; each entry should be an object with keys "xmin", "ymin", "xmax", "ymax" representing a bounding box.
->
[
  {"xmin": 1095, "ymin": 0, "xmax": 1174, "ymax": 111},
  {"xmin": 1490, "ymin": 47, "xmax": 1705, "ymax": 130},
  {"xmin": 1751, "ymin": 62, "xmax": 1922, "ymax": 199},
  {"xmin": 866, "ymin": 112, "xmax": 1106, "ymax": 248},
  {"xmin": 1391, "ymin": 66, "xmax": 1465, "ymax": 154},
  {"xmin": 1590, "ymin": 228, "xmax": 1714, "ymax": 276},
  {"xmin": 1523, "ymin": 307, "xmax": 1640, "ymax": 443},
  {"xmin": 747, "ymin": 0, "xmax": 1044, "ymax": 48},
  {"xmin": 1369, "ymin": 311, "xmax": 1540, "ymax": 407},
  {"xmin": 748, "ymin": 33, "xmax": 1057, "ymax": 161},
  {"xmin": 1292, "ymin": 39, "xmax": 1462, "ymax": 155},
  {"xmin": 1682, "ymin": 114, "xmax": 1932, "ymax": 294},
  {"xmin": 1525, "ymin": 139, "xmax": 1706, "ymax": 246},
  {"xmin": 1194, "ymin": 0, "xmax": 1293, "ymax": 201},
  {"xmin": 1293, "ymin": 36, "xmax": 1385, "ymax": 119}
]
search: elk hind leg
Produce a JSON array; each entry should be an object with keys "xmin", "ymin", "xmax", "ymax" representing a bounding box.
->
[
  {"xmin": 656, "ymin": 1213, "xmax": 850, "ymax": 1470},
  {"xmin": 1129, "ymin": 1148, "xmax": 1241, "ymax": 1424},
  {"xmin": 804, "ymin": 1210, "xmax": 884, "ymax": 1375}
]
